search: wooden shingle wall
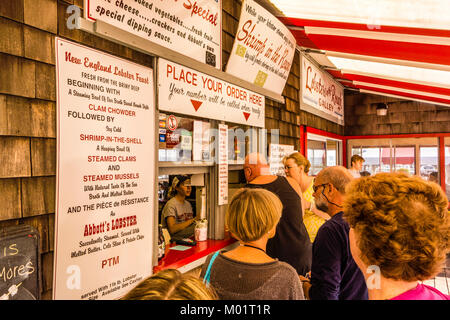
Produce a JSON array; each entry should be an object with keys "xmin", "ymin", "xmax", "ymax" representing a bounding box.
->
[{"xmin": 345, "ymin": 91, "xmax": 450, "ymax": 135}]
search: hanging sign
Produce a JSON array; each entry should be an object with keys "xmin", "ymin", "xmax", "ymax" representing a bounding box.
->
[
  {"xmin": 301, "ymin": 55, "xmax": 344, "ymax": 124},
  {"xmin": 218, "ymin": 124, "xmax": 228, "ymax": 205},
  {"xmin": 158, "ymin": 58, "xmax": 265, "ymax": 127},
  {"xmin": 269, "ymin": 144, "xmax": 295, "ymax": 176},
  {"xmin": 54, "ymin": 38, "xmax": 155, "ymax": 300},
  {"xmin": 85, "ymin": 0, "xmax": 222, "ymax": 69},
  {"xmin": 225, "ymin": 0, "xmax": 296, "ymax": 96}
]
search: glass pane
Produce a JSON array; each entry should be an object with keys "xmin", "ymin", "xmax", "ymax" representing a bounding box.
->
[
  {"xmin": 420, "ymin": 147, "xmax": 439, "ymax": 181},
  {"xmin": 326, "ymin": 140, "xmax": 337, "ymax": 166},
  {"xmin": 394, "ymin": 146, "xmax": 415, "ymax": 175},
  {"xmin": 360, "ymin": 147, "xmax": 379, "ymax": 175},
  {"xmin": 307, "ymin": 139, "xmax": 326, "ymax": 176}
]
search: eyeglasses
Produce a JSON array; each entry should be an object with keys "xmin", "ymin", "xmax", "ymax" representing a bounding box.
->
[
  {"xmin": 284, "ymin": 165, "xmax": 297, "ymax": 170},
  {"xmin": 313, "ymin": 183, "xmax": 329, "ymax": 193}
]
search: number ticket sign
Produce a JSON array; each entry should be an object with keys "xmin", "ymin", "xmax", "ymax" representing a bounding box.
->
[
  {"xmin": 158, "ymin": 58, "xmax": 265, "ymax": 128},
  {"xmin": 301, "ymin": 55, "xmax": 344, "ymax": 124},
  {"xmin": 53, "ymin": 38, "xmax": 155, "ymax": 300},
  {"xmin": 218, "ymin": 124, "xmax": 228, "ymax": 205},
  {"xmin": 225, "ymin": 0, "xmax": 296, "ymax": 96},
  {"xmin": 85, "ymin": 0, "xmax": 222, "ymax": 69}
]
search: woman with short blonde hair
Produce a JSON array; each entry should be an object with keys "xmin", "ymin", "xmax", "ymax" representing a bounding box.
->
[
  {"xmin": 344, "ymin": 172, "xmax": 450, "ymax": 300},
  {"xmin": 200, "ymin": 188, "xmax": 305, "ymax": 300},
  {"xmin": 283, "ymin": 152, "xmax": 330, "ymax": 242},
  {"xmin": 121, "ymin": 269, "xmax": 218, "ymax": 300}
]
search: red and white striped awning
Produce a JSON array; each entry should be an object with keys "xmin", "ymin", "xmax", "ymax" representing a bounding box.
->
[{"xmin": 271, "ymin": 0, "xmax": 450, "ymax": 107}]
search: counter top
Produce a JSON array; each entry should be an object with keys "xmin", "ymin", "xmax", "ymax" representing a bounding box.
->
[{"xmin": 153, "ymin": 238, "xmax": 237, "ymax": 274}]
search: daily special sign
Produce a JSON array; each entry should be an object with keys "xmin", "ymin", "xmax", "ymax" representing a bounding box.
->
[
  {"xmin": 301, "ymin": 55, "xmax": 344, "ymax": 124},
  {"xmin": 158, "ymin": 58, "xmax": 265, "ymax": 128},
  {"xmin": 225, "ymin": 0, "xmax": 296, "ymax": 96},
  {"xmin": 85, "ymin": 0, "xmax": 221, "ymax": 69},
  {"xmin": 53, "ymin": 38, "xmax": 155, "ymax": 300}
]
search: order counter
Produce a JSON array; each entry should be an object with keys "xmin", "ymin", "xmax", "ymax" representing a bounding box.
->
[{"xmin": 154, "ymin": 238, "xmax": 237, "ymax": 274}]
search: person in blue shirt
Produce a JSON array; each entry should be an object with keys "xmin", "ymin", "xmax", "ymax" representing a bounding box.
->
[{"xmin": 300, "ymin": 166, "xmax": 368, "ymax": 300}]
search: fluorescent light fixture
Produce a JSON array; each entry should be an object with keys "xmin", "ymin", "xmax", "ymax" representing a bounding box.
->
[
  {"xmin": 271, "ymin": 0, "xmax": 450, "ymax": 30},
  {"xmin": 327, "ymin": 56, "xmax": 450, "ymax": 89}
]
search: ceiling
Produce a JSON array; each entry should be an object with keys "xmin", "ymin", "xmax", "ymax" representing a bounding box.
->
[{"xmin": 266, "ymin": 0, "xmax": 450, "ymax": 107}]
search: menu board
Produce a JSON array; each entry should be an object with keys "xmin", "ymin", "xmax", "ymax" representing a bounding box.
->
[
  {"xmin": 218, "ymin": 124, "xmax": 228, "ymax": 205},
  {"xmin": 225, "ymin": 0, "xmax": 296, "ymax": 96},
  {"xmin": 53, "ymin": 38, "xmax": 155, "ymax": 300},
  {"xmin": 158, "ymin": 58, "xmax": 265, "ymax": 128},
  {"xmin": 85, "ymin": 0, "xmax": 221, "ymax": 69}
]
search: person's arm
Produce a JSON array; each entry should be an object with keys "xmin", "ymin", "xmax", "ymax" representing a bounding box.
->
[
  {"xmin": 308, "ymin": 226, "xmax": 343, "ymax": 300},
  {"xmin": 166, "ymin": 216, "xmax": 196, "ymax": 235}
]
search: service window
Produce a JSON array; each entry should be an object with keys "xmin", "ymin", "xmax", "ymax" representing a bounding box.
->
[
  {"xmin": 159, "ymin": 113, "xmax": 211, "ymax": 163},
  {"xmin": 352, "ymin": 147, "xmax": 391, "ymax": 174}
]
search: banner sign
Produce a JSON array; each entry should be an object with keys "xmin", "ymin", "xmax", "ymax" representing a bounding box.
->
[
  {"xmin": 85, "ymin": 0, "xmax": 222, "ymax": 69},
  {"xmin": 301, "ymin": 55, "xmax": 344, "ymax": 123},
  {"xmin": 269, "ymin": 144, "xmax": 295, "ymax": 176},
  {"xmin": 225, "ymin": 0, "xmax": 296, "ymax": 95},
  {"xmin": 158, "ymin": 58, "xmax": 265, "ymax": 127},
  {"xmin": 218, "ymin": 124, "xmax": 228, "ymax": 205},
  {"xmin": 54, "ymin": 38, "xmax": 155, "ymax": 300}
]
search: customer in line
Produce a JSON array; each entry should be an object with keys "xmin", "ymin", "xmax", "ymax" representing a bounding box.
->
[
  {"xmin": 200, "ymin": 188, "xmax": 305, "ymax": 300},
  {"xmin": 302, "ymin": 166, "xmax": 368, "ymax": 300},
  {"xmin": 244, "ymin": 152, "xmax": 312, "ymax": 276},
  {"xmin": 344, "ymin": 172, "xmax": 450, "ymax": 300},
  {"xmin": 348, "ymin": 154, "xmax": 365, "ymax": 178},
  {"xmin": 121, "ymin": 269, "xmax": 218, "ymax": 300},
  {"xmin": 283, "ymin": 152, "xmax": 330, "ymax": 243}
]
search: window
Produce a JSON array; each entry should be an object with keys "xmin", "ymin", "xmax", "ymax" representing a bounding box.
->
[
  {"xmin": 419, "ymin": 147, "xmax": 439, "ymax": 181},
  {"xmin": 159, "ymin": 113, "xmax": 211, "ymax": 162},
  {"xmin": 307, "ymin": 133, "xmax": 342, "ymax": 175},
  {"xmin": 394, "ymin": 146, "xmax": 415, "ymax": 175},
  {"xmin": 308, "ymin": 140, "xmax": 326, "ymax": 176},
  {"xmin": 352, "ymin": 147, "xmax": 391, "ymax": 175}
]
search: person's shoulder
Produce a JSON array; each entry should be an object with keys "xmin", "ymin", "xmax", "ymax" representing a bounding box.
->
[{"xmin": 276, "ymin": 261, "xmax": 301, "ymax": 277}]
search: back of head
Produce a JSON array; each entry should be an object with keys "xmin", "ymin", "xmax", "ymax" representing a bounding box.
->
[
  {"xmin": 244, "ymin": 153, "xmax": 270, "ymax": 181},
  {"xmin": 226, "ymin": 188, "xmax": 282, "ymax": 242},
  {"xmin": 121, "ymin": 269, "xmax": 217, "ymax": 300},
  {"xmin": 285, "ymin": 152, "xmax": 311, "ymax": 174},
  {"xmin": 344, "ymin": 172, "xmax": 450, "ymax": 281},
  {"xmin": 316, "ymin": 166, "xmax": 354, "ymax": 194}
]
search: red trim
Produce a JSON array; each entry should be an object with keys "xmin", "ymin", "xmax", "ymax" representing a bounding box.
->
[
  {"xmin": 355, "ymin": 85, "xmax": 450, "ymax": 106},
  {"xmin": 153, "ymin": 238, "xmax": 236, "ymax": 273},
  {"xmin": 346, "ymin": 133, "xmax": 450, "ymax": 139},
  {"xmin": 280, "ymin": 17, "xmax": 450, "ymax": 38},
  {"xmin": 306, "ymin": 34, "xmax": 450, "ymax": 66},
  {"xmin": 343, "ymin": 137, "xmax": 347, "ymax": 168},
  {"xmin": 439, "ymin": 137, "xmax": 446, "ymax": 191},
  {"xmin": 299, "ymin": 125, "xmax": 306, "ymax": 155},
  {"xmin": 344, "ymin": 74, "xmax": 450, "ymax": 96},
  {"xmin": 306, "ymin": 127, "xmax": 344, "ymax": 140}
]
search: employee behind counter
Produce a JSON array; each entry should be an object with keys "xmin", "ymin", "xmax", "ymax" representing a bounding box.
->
[{"xmin": 161, "ymin": 175, "xmax": 199, "ymax": 241}]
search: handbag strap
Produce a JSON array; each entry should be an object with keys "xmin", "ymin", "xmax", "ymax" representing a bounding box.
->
[{"xmin": 203, "ymin": 251, "xmax": 220, "ymax": 287}]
